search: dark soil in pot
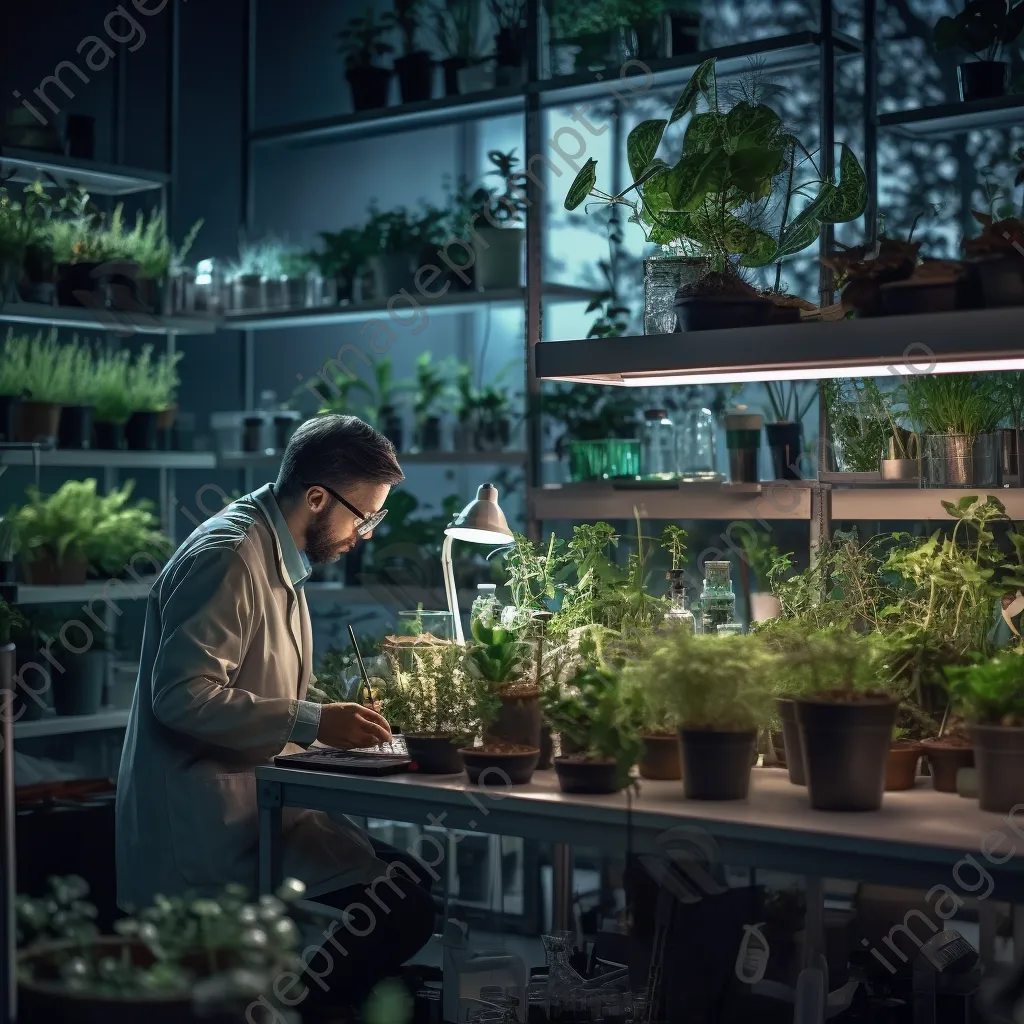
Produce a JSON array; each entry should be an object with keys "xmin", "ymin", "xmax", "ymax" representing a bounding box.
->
[
  {"xmin": 461, "ymin": 744, "xmax": 539, "ymax": 786},
  {"xmin": 639, "ymin": 733, "xmax": 681, "ymax": 781},
  {"xmin": 796, "ymin": 693, "xmax": 898, "ymax": 811},
  {"xmin": 777, "ymin": 698, "xmax": 805, "ymax": 786},
  {"xmin": 766, "ymin": 422, "xmax": 803, "ymax": 480},
  {"xmin": 554, "ymin": 756, "xmax": 625, "ymax": 795},
  {"xmin": 487, "ymin": 686, "xmax": 542, "ymax": 749},
  {"xmin": 442, "ymin": 56, "xmax": 467, "ymax": 95},
  {"xmin": 126, "ymin": 410, "xmax": 159, "ymax": 450},
  {"xmin": 885, "ymin": 741, "xmax": 923, "ymax": 791},
  {"xmin": 347, "ymin": 65, "xmax": 391, "ymax": 111},
  {"xmin": 58, "ymin": 405, "xmax": 94, "ymax": 449},
  {"xmin": 23, "ymin": 552, "xmax": 88, "ymax": 586},
  {"xmin": 921, "ymin": 739, "xmax": 974, "ymax": 793},
  {"xmin": 94, "ymin": 421, "xmax": 126, "ymax": 450},
  {"xmin": 405, "ymin": 734, "xmax": 464, "ymax": 774},
  {"xmin": 16, "ymin": 400, "xmax": 61, "ymax": 442},
  {"xmin": 0, "ymin": 394, "xmax": 19, "ymax": 442},
  {"xmin": 395, "ymin": 51, "xmax": 434, "ymax": 103},
  {"xmin": 679, "ymin": 729, "xmax": 756, "ymax": 800},
  {"xmin": 971, "ymin": 724, "xmax": 1024, "ymax": 813},
  {"xmin": 958, "ymin": 60, "xmax": 1008, "ymax": 101}
]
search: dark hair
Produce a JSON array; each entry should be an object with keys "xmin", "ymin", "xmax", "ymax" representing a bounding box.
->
[{"xmin": 276, "ymin": 414, "xmax": 404, "ymax": 499}]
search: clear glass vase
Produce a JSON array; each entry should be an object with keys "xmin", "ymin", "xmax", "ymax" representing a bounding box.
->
[
  {"xmin": 643, "ymin": 252, "xmax": 706, "ymax": 334},
  {"xmin": 678, "ymin": 406, "xmax": 721, "ymax": 481}
]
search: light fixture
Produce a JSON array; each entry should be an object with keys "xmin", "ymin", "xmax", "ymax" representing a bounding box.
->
[
  {"xmin": 442, "ymin": 483, "xmax": 513, "ymax": 644},
  {"xmin": 534, "ymin": 308, "xmax": 1024, "ymax": 387}
]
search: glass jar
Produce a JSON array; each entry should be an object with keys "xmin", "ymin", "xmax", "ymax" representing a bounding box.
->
[
  {"xmin": 678, "ymin": 406, "xmax": 721, "ymax": 481},
  {"xmin": 472, "ymin": 583, "xmax": 501, "ymax": 624},
  {"xmin": 194, "ymin": 258, "xmax": 226, "ymax": 314},
  {"xmin": 641, "ymin": 409, "xmax": 677, "ymax": 480},
  {"xmin": 543, "ymin": 931, "xmax": 585, "ymax": 1019},
  {"xmin": 699, "ymin": 560, "xmax": 736, "ymax": 634},
  {"xmin": 664, "ymin": 569, "xmax": 696, "ymax": 633},
  {"xmin": 643, "ymin": 250, "xmax": 706, "ymax": 335}
]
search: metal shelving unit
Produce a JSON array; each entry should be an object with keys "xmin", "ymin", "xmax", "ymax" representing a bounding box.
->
[
  {"xmin": 218, "ymin": 450, "xmax": 526, "ymax": 469},
  {"xmin": 0, "ymin": 147, "xmax": 170, "ymax": 195},
  {"xmin": 0, "ymin": 449, "xmax": 216, "ymax": 470},
  {"xmin": 0, "ymin": 302, "xmax": 217, "ymax": 335},
  {"xmin": 13, "ymin": 709, "xmax": 131, "ymax": 741},
  {"xmin": 0, "ymin": 579, "xmax": 156, "ymax": 606},
  {"xmin": 878, "ymin": 95, "xmax": 1024, "ymax": 137}
]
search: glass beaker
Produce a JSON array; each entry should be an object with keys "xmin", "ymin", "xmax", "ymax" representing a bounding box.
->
[{"xmin": 678, "ymin": 406, "xmax": 721, "ymax": 481}]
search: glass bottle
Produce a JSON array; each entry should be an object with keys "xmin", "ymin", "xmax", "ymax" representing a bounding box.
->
[
  {"xmin": 641, "ymin": 409, "xmax": 677, "ymax": 480},
  {"xmin": 699, "ymin": 560, "xmax": 737, "ymax": 634},
  {"xmin": 664, "ymin": 570, "xmax": 696, "ymax": 634},
  {"xmin": 472, "ymin": 583, "xmax": 501, "ymax": 624},
  {"xmin": 678, "ymin": 406, "xmax": 721, "ymax": 482},
  {"xmin": 543, "ymin": 931, "xmax": 584, "ymax": 1020}
]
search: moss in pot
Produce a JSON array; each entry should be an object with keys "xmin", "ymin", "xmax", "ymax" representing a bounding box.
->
[
  {"xmin": 381, "ymin": 641, "xmax": 472, "ymax": 774},
  {"xmin": 946, "ymin": 652, "xmax": 1024, "ymax": 812},
  {"xmin": 636, "ymin": 628, "xmax": 774, "ymax": 800}
]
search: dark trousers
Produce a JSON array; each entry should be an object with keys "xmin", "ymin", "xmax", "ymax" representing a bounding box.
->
[{"xmin": 298, "ymin": 839, "xmax": 437, "ymax": 1015}]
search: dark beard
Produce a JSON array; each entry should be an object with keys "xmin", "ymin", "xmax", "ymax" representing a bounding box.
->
[{"xmin": 304, "ymin": 512, "xmax": 340, "ymax": 564}]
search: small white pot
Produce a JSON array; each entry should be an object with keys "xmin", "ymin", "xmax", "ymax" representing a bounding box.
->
[
  {"xmin": 472, "ymin": 226, "xmax": 524, "ymax": 290},
  {"xmin": 750, "ymin": 592, "xmax": 782, "ymax": 622},
  {"xmin": 457, "ymin": 64, "xmax": 495, "ymax": 94}
]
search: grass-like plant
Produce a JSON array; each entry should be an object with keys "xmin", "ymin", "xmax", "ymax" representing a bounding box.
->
[
  {"xmin": 904, "ymin": 373, "xmax": 1005, "ymax": 438},
  {"xmin": 91, "ymin": 348, "xmax": 133, "ymax": 425},
  {"xmin": 945, "ymin": 653, "xmax": 1024, "ymax": 727},
  {"xmin": 0, "ymin": 329, "xmax": 68, "ymax": 403},
  {"xmin": 772, "ymin": 629, "xmax": 896, "ymax": 702},
  {"xmin": 126, "ymin": 345, "xmax": 182, "ymax": 413},
  {"xmin": 94, "ymin": 206, "xmax": 202, "ymax": 279}
]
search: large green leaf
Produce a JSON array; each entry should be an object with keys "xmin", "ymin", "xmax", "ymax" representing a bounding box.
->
[
  {"xmin": 682, "ymin": 111, "xmax": 726, "ymax": 155},
  {"xmin": 627, "ymin": 119, "xmax": 668, "ymax": 181},
  {"xmin": 818, "ymin": 144, "xmax": 867, "ymax": 224},
  {"xmin": 776, "ymin": 180, "xmax": 836, "ymax": 248},
  {"xmin": 664, "ymin": 156, "xmax": 703, "ymax": 210},
  {"xmin": 727, "ymin": 146, "xmax": 787, "ymax": 200},
  {"xmin": 773, "ymin": 216, "xmax": 821, "ymax": 260},
  {"xmin": 564, "ymin": 158, "xmax": 598, "ymax": 211},
  {"xmin": 724, "ymin": 102, "xmax": 784, "ymax": 154},
  {"xmin": 668, "ymin": 57, "xmax": 717, "ymax": 125},
  {"xmin": 716, "ymin": 213, "xmax": 776, "ymax": 262}
]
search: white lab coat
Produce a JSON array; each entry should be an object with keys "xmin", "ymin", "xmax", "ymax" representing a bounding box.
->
[{"xmin": 115, "ymin": 486, "xmax": 382, "ymax": 910}]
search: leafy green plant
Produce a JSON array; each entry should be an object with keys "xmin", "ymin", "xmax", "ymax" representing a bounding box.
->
[
  {"xmin": 662, "ymin": 525, "xmax": 688, "ymax": 571},
  {"xmin": 91, "ymin": 348, "xmax": 133, "ymax": 425},
  {"xmin": 473, "ymin": 150, "xmax": 529, "ymax": 226},
  {"xmin": 564, "ymin": 58, "xmax": 866, "ymax": 272},
  {"xmin": 466, "ymin": 604, "xmax": 532, "ymax": 692},
  {"xmin": 9, "ymin": 480, "xmax": 168, "ymax": 577},
  {"xmin": 307, "ymin": 648, "xmax": 369, "ymax": 704},
  {"xmin": 412, "ymin": 351, "xmax": 458, "ymax": 426},
  {"xmin": 904, "ymin": 373, "xmax": 1005, "ymax": 438},
  {"xmin": 737, "ymin": 529, "xmax": 792, "ymax": 593},
  {"xmin": 770, "ymin": 629, "xmax": 897, "ymax": 700},
  {"xmin": 541, "ymin": 383, "xmax": 639, "ymax": 449},
  {"xmin": 503, "ymin": 532, "xmax": 565, "ymax": 612},
  {"xmin": 90, "ymin": 205, "xmax": 201, "ymax": 278},
  {"xmin": 543, "ymin": 660, "xmax": 642, "ymax": 787},
  {"xmin": 544, "ymin": 0, "xmax": 616, "ymax": 39},
  {"xmin": 126, "ymin": 345, "xmax": 182, "ymax": 413},
  {"xmin": 945, "ymin": 652, "xmax": 1024, "ymax": 726},
  {"xmin": 384, "ymin": 0, "xmax": 425, "ymax": 55},
  {"xmin": 584, "ymin": 259, "xmax": 631, "ymax": 339},
  {"xmin": 429, "ymin": 0, "xmax": 484, "ymax": 59},
  {"xmin": 337, "ymin": 6, "xmax": 393, "ymax": 67},
  {"xmin": 310, "ymin": 226, "xmax": 367, "ymax": 282},
  {"xmin": 0, "ymin": 596, "xmax": 27, "ymax": 646},
  {"xmin": 363, "ymin": 356, "xmax": 413, "ymax": 426},
  {"xmin": 824, "ymin": 378, "xmax": 892, "ymax": 471},
  {"xmin": 0, "ymin": 328, "xmax": 64, "ymax": 402},
  {"xmin": 361, "ymin": 202, "xmax": 427, "ymax": 256},
  {"xmin": 934, "ymin": 0, "xmax": 1024, "ymax": 61}
]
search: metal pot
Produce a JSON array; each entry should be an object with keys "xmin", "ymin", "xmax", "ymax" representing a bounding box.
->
[
  {"xmin": 880, "ymin": 458, "xmax": 918, "ymax": 482},
  {"xmin": 922, "ymin": 432, "xmax": 1001, "ymax": 488}
]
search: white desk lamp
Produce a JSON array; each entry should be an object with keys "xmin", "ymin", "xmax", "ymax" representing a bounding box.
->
[{"xmin": 442, "ymin": 483, "xmax": 513, "ymax": 644}]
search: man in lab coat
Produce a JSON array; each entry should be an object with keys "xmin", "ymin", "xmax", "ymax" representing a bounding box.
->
[{"xmin": 116, "ymin": 413, "xmax": 434, "ymax": 1011}]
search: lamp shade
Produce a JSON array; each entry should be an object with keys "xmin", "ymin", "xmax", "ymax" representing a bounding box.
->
[{"xmin": 445, "ymin": 483, "xmax": 513, "ymax": 545}]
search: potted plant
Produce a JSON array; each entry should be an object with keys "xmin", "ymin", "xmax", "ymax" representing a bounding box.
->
[
  {"xmin": 16, "ymin": 874, "xmax": 305, "ymax": 1024},
  {"xmin": 359, "ymin": 202, "xmax": 424, "ymax": 299},
  {"xmin": 310, "ymin": 225, "xmax": 366, "ymax": 304},
  {"xmin": 544, "ymin": 0, "xmax": 618, "ymax": 74},
  {"xmin": 544, "ymin": 658, "xmax": 643, "ymax": 794},
  {"xmin": 385, "ymin": 0, "xmax": 434, "ymax": 103},
  {"xmin": 486, "ymin": 0, "xmax": 527, "ymax": 86},
  {"xmin": 638, "ymin": 629, "xmax": 773, "ymax": 799},
  {"xmin": 428, "ymin": 0, "xmax": 483, "ymax": 94},
  {"xmin": 905, "ymin": 373, "xmax": 1004, "ymax": 488},
  {"xmin": 412, "ymin": 351, "xmax": 457, "ymax": 451},
  {"xmin": 763, "ymin": 382, "xmax": 815, "ymax": 481},
  {"xmin": 934, "ymin": 0, "xmax": 1024, "ymax": 101},
  {"xmin": 124, "ymin": 345, "xmax": 183, "ymax": 451},
  {"xmin": 381, "ymin": 639, "xmax": 475, "ymax": 773},
  {"xmin": 824, "ymin": 378, "xmax": 889, "ymax": 475},
  {"xmin": 624, "ymin": 647, "xmax": 681, "ymax": 780},
  {"xmin": 470, "ymin": 149, "xmax": 528, "ymax": 290},
  {"xmin": 362, "ymin": 355, "xmax": 412, "ymax": 450},
  {"xmin": 920, "ymin": 720, "xmax": 975, "ymax": 793},
  {"xmin": 737, "ymin": 532, "xmax": 792, "ymax": 624},
  {"xmin": 963, "ymin": 209, "xmax": 1024, "ymax": 308},
  {"xmin": 456, "ymin": 364, "xmax": 514, "ymax": 452},
  {"xmin": 787, "ymin": 632, "xmax": 899, "ymax": 812},
  {"xmin": 338, "ymin": 7, "xmax": 394, "ymax": 111},
  {"xmin": 0, "ymin": 328, "xmax": 71, "ymax": 443},
  {"xmin": 565, "ymin": 58, "xmax": 866, "ymax": 329},
  {"xmin": 91, "ymin": 348, "xmax": 133, "ymax": 449},
  {"xmin": 51, "ymin": 339, "xmax": 98, "ymax": 450},
  {"xmin": 610, "ymin": 0, "xmax": 667, "ymax": 59},
  {"xmin": 945, "ymin": 652, "xmax": 1024, "ymax": 812}
]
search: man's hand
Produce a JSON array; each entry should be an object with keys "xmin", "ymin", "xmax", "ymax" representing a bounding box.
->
[{"xmin": 316, "ymin": 703, "xmax": 393, "ymax": 749}]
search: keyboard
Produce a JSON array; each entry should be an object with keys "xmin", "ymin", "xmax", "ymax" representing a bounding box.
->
[{"xmin": 274, "ymin": 744, "xmax": 411, "ymax": 776}]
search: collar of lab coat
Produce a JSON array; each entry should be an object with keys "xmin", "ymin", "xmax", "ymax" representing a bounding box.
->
[{"xmin": 251, "ymin": 483, "xmax": 312, "ymax": 589}]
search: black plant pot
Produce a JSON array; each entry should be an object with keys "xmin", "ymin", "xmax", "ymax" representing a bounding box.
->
[
  {"xmin": 58, "ymin": 405, "xmax": 94, "ymax": 449},
  {"xmin": 674, "ymin": 295, "xmax": 776, "ymax": 332},
  {"xmin": 679, "ymin": 729, "xmax": 756, "ymax": 800},
  {"xmin": 65, "ymin": 113, "xmax": 96, "ymax": 158},
  {"xmin": 973, "ymin": 256, "xmax": 1024, "ymax": 308},
  {"xmin": 94, "ymin": 421, "xmax": 126, "ymax": 450},
  {"xmin": 494, "ymin": 27, "xmax": 525, "ymax": 86},
  {"xmin": 487, "ymin": 694, "xmax": 542, "ymax": 750},
  {"xmin": 971, "ymin": 725, "xmax": 1024, "ymax": 813},
  {"xmin": 406, "ymin": 734, "xmax": 464, "ymax": 774},
  {"xmin": 765, "ymin": 422, "xmax": 803, "ymax": 480},
  {"xmin": 0, "ymin": 394, "xmax": 18, "ymax": 443},
  {"xmin": 395, "ymin": 51, "xmax": 434, "ymax": 103},
  {"xmin": 346, "ymin": 65, "xmax": 391, "ymax": 111},
  {"xmin": 21, "ymin": 242, "xmax": 55, "ymax": 304},
  {"xmin": 670, "ymin": 12, "xmax": 700, "ymax": 55},
  {"xmin": 56, "ymin": 261, "xmax": 104, "ymax": 307},
  {"xmin": 796, "ymin": 696, "xmax": 898, "ymax": 811},
  {"xmin": 957, "ymin": 60, "xmax": 1008, "ymax": 101},
  {"xmin": 554, "ymin": 757, "xmax": 624, "ymax": 794},
  {"xmin": 417, "ymin": 416, "xmax": 442, "ymax": 452},
  {"xmin": 777, "ymin": 699, "xmax": 805, "ymax": 786},
  {"xmin": 442, "ymin": 56, "xmax": 467, "ymax": 95},
  {"xmin": 461, "ymin": 746, "xmax": 539, "ymax": 786},
  {"xmin": 383, "ymin": 412, "xmax": 403, "ymax": 452},
  {"xmin": 125, "ymin": 411, "xmax": 159, "ymax": 451}
]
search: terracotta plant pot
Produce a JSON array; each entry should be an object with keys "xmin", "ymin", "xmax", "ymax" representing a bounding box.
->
[
  {"xmin": 921, "ymin": 739, "xmax": 974, "ymax": 793},
  {"xmin": 461, "ymin": 745, "xmax": 539, "ymax": 786},
  {"xmin": 679, "ymin": 729, "xmax": 756, "ymax": 800},
  {"xmin": 777, "ymin": 698, "xmax": 806, "ymax": 786},
  {"xmin": 16, "ymin": 400, "xmax": 61, "ymax": 442},
  {"xmin": 23, "ymin": 552, "xmax": 88, "ymax": 586},
  {"xmin": 554, "ymin": 756, "xmax": 624, "ymax": 794},
  {"xmin": 487, "ymin": 688, "xmax": 542, "ymax": 750},
  {"xmin": 971, "ymin": 724, "xmax": 1024, "ymax": 813},
  {"xmin": 638, "ymin": 733, "xmax": 681, "ymax": 781},
  {"xmin": 885, "ymin": 741, "xmax": 923, "ymax": 791},
  {"xmin": 405, "ymin": 734, "xmax": 464, "ymax": 774}
]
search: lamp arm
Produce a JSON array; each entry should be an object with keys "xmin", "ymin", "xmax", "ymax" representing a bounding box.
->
[{"xmin": 441, "ymin": 533, "xmax": 464, "ymax": 644}]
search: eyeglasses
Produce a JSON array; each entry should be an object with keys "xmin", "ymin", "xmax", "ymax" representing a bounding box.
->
[{"xmin": 311, "ymin": 483, "xmax": 388, "ymax": 537}]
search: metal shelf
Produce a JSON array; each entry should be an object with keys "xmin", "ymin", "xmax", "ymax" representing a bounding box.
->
[
  {"xmin": 0, "ymin": 147, "xmax": 169, "ymax": 195},
  {"xmin": 0, "ymin": 448, "xmax": 216, "ymax": 470},
  {"xmin": 0, "ymin": 302, "xmax": 218, "ymax": 335},
  {"xmin": 878, "ymin": 95, "xmax": 1024, "ymax": 137},
  {"xmin": 535, "ymin": 308, "xmax": 1024, "ymax": 386},
  {"xmin": 13, "ymin": 709, "xmax": 131, "ymax": 740},
  {"xmin": 220, "ymin": 285, "xmax": 596, "ymax": 331},
  {"xmin": 218, "ymin": 450, "xmax": 527, "ymax": 469},
  {"xmin": 303, "ymin": 583, "xmax": 478, "ymax": 607},
  {"xmin": 0, "ymin": 578, "xmax": 157, "ymax": 605},
  {"xmin": 530, "ymin": 482, "xmax": 813, "ymax": 521}
]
